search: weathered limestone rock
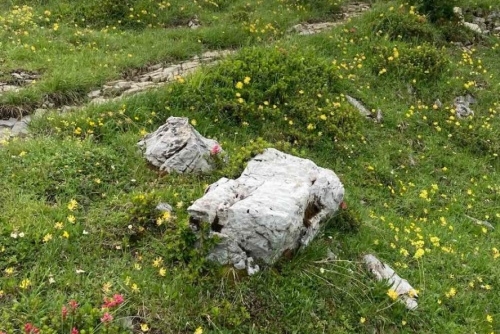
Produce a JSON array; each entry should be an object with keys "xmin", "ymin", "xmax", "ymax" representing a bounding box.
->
[
  {"xmin": 345, "ymin": 94, "xmax": 383, "ymax": 122},
  {"xmin": 463, "ymin": 22, "xmax": 483, "ymax": 34},
  {"xmin": 454, "ymin": 94, "xmax": 475, "ymax": 118},
  {"xmin": 0, "ymin": 84, "xmax": 20, "ymax": 94},
  {"xmin": 137, "ymin": 117, "xmax": 223, "ymax": 174},
  {"xmin": 188, "ymin": 148, "xmax": 344, "ymax": 275},
  {"xmin": 0, "ymin": 116, "xmax": 31, "ymax": 139},
  {"xmin": 363, "ymin": 254, "xmax": 418, "ymax": 310}
]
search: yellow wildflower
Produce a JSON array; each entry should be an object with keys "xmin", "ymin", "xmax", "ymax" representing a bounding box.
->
[
  {"xmin": 387, "ymin": 289, "xmax": 399, "ymax": 301},
  {"xmin": 67, "ymin": 199, "xmax": 78, "ymax": 211},
  {"xmin": 445, "ymin": 287, "xmax": 456, "ymax": 298},
  {"xmin": 152, "ymin": 257, "xmax": 163, "ymax": 267},
  {"xmin": 43, "ymin": 233, "xmax": 53, "ymax": 243},
  {"xmin": 413, "ymin": 248, "xmax": 425, "ymax": 259},
  {"xmin": 19, "ymin": 279, "xmax": 31, "ymax": 289}
]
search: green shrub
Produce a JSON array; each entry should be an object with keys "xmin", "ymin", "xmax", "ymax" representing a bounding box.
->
[
  {"xmin": 297, "ymin": 0, "xmax": 343, "ymax": 17},
  {"xmin": 372, "ymin": 5, "xmax": 439, "ymax": 42},
  {"xmin": 373, "ymin": 43, "xmax": 450, "ymax": 83},
  {"xmin": 410, "ymin": 0, "xmax": 458, "ymax": 23},
  {"xmin": 165, "ymin": 46, "xmax": 363, "ymax": 148}
]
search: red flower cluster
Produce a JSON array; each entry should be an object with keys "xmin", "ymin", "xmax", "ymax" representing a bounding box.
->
[
  {"xmin": 102, "ymin": 294, "xmax": 124, "ymax": 309},
  {"xmin": 62, "ymin": 299, "xmax": 79, "ymax": 320},
  {"xmin": 100, "ymin": 312, "xmax": 113, "ymax": 323},
  {"xmin": 24, "ymin": 323, "xmax": 39, "ymax": 334}
]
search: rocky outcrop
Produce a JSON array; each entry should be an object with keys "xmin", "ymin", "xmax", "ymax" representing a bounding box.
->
[
  {"xmin": 137, "ymin": 116, "xmax": 223, "ymax": 174},
  {"xmin": 454, "ymin": 6, "xmax": 500, "ymax": 35},
  {"xmin": 188, "ymin": 148, "xmax": 344, "ymax": 275}
]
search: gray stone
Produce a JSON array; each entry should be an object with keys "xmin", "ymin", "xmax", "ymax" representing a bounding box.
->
[
  {"xmin": 156, "ymin": 202, "xmax": 173, "ymax": 213},
  {"xmin": 138, "ymin": 116, "xmax": 223, "ymax": 174},
  {"xmin": 0, "ymin": 84, "xmax": 20, "ymax": 94},
  {"xmin": 33, "ymin": 109, "xmax": 48, "ymax": 119},
  {"xmin": 60, "ymin": 106, "xmax": 76, "ymax": 113},
  {"xmin": 364, "ymin": 254, "xmax": 418, "ymax": 310},
  {"xmin": 187, "ymin": 148, "xmax": 344, "ymax": 274},
  {"xmin": 11, "ymin": 120, "xmax": 29, "ymax": 137},
  {"xmin": 87, "ymin": 90, "xmax": 101, "ymax": 99},
  {"xmin": 0, "ymin": 118, "xmax": 18, "ymax": 128},
  {"xmin": 463, "ymin": 22, "xmax": 483, "ymax": 34},
  {"xmin": 453, "ymin": 6, "xmax": 463, "ymax": 19},
  {"xmin": 434, "ymin": 99, "xmax": 443, "ymax": 109},
  {"xmin": 346, "ymin": 94, "xmax": 382, "ymax": 122},
  {"xmin": 454, "ymin": 94, "xmax": 475, "ymax": 118}
]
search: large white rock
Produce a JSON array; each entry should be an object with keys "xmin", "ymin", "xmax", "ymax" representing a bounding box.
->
[
  {"xmin": 188, "ymin": 148, "xmax": 344, "ymax": 274},
  {"xmin": 137, "ymin": 117, "xmax": 223, "ymax": 174}
]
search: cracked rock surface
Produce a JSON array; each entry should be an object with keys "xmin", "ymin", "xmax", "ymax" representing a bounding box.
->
[
  {"xmin": 188, "ymin": 148, "xmax": 344, "ymax": 274},
  {"xmin": 137, "ymin": 116, "xmax": 222, "ymax": 174}
]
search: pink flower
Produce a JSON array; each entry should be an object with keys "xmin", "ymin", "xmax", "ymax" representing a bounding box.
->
[
  {"xmin": 62, "ymin": 305, "xmax": 68, "ymax": 319},
  {"xmin": 68, "ymin": 299, "xmax": 79, "ymax": 310},
  {"xmin": 113, "ymin": 294, "xmax": 124, "ymax": 305},
  {"xmin": 24, "ymin": 323, "xmax": 40, "ymax": 334},
  {"xmin": 71, "ymin": 327, "xmax": 79, "ymax": 334},
  {"xmin": 340, "ymin": 201, "xmax": 347, "ymax": 210},
  {"xmin": 210, "ymin": 144, "xmax": 221, "ymax": 156},
  {"xmin": 100, "ymin": 312, "xmax": 113, "ymax": 323},
  {"xmin": 102, "ymin": 293, "xmax": 125, "ymax": 309}
]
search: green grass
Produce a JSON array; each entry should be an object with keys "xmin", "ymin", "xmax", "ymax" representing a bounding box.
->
[
  {"xmin": 0, "ymin": 0, "xmax": 346, "ymax": 115},
  {"xmin": 1, "ymin": 0, "xmax": 500, "ymax": 333}
]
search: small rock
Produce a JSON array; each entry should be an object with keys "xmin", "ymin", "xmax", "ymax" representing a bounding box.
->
[
  {"xmin": 346, "ymin": 94, "xmax": 382, "ymax": 122},
  {"xmin": 463, "ymin": 22, "xmax": 483, "ymax": 34},
  {"xmin": 0, "ymin": 118, "xmax": 18, "ymax": 128},
  {"xmin": 156, "ymin": 202, "xmax": 173, "ymax": 213},
  {"xmin": 138, "ymin": 116, "xmax": 224, "ymax": 174},
  {"xmin": 10, "ymin": 117, "xmax": 31, "ymax": 137},
  {"xmin": 87, "ymin": 90, "xmax": 101, "ymax": 99},
  {"xmin": 246, "ymin": 257, "xmax": 260, "ymax": 276},
  {"xmin": 33, "ymin": 109, "xmax": 48, "ymax": 119},
  {"xmin": 188, "ymin": 20, "xmax": 200, "ymax": 29},
  {"xmin": 363, "ymin": 254, "xmax": 418, "ymax": 311},
  {"xmin": 60, "ymin": 106, "xmax": 76, "ymax": 113},
  {"xmin": 326, "ymin": 249, "xmax": 337, "ymax": 261},
  {"xmin": 453, "ymin": 7, "xmax": 463, "ymax": 19},
  {"xmin": 454, "ymin": 95, "xmax": 475, "ymax": 118}
]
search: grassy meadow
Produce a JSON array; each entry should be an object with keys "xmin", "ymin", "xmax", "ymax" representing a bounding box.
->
[{"xmin": 1, "ymin": 0, "xmax": 500, "ymax": 333}]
